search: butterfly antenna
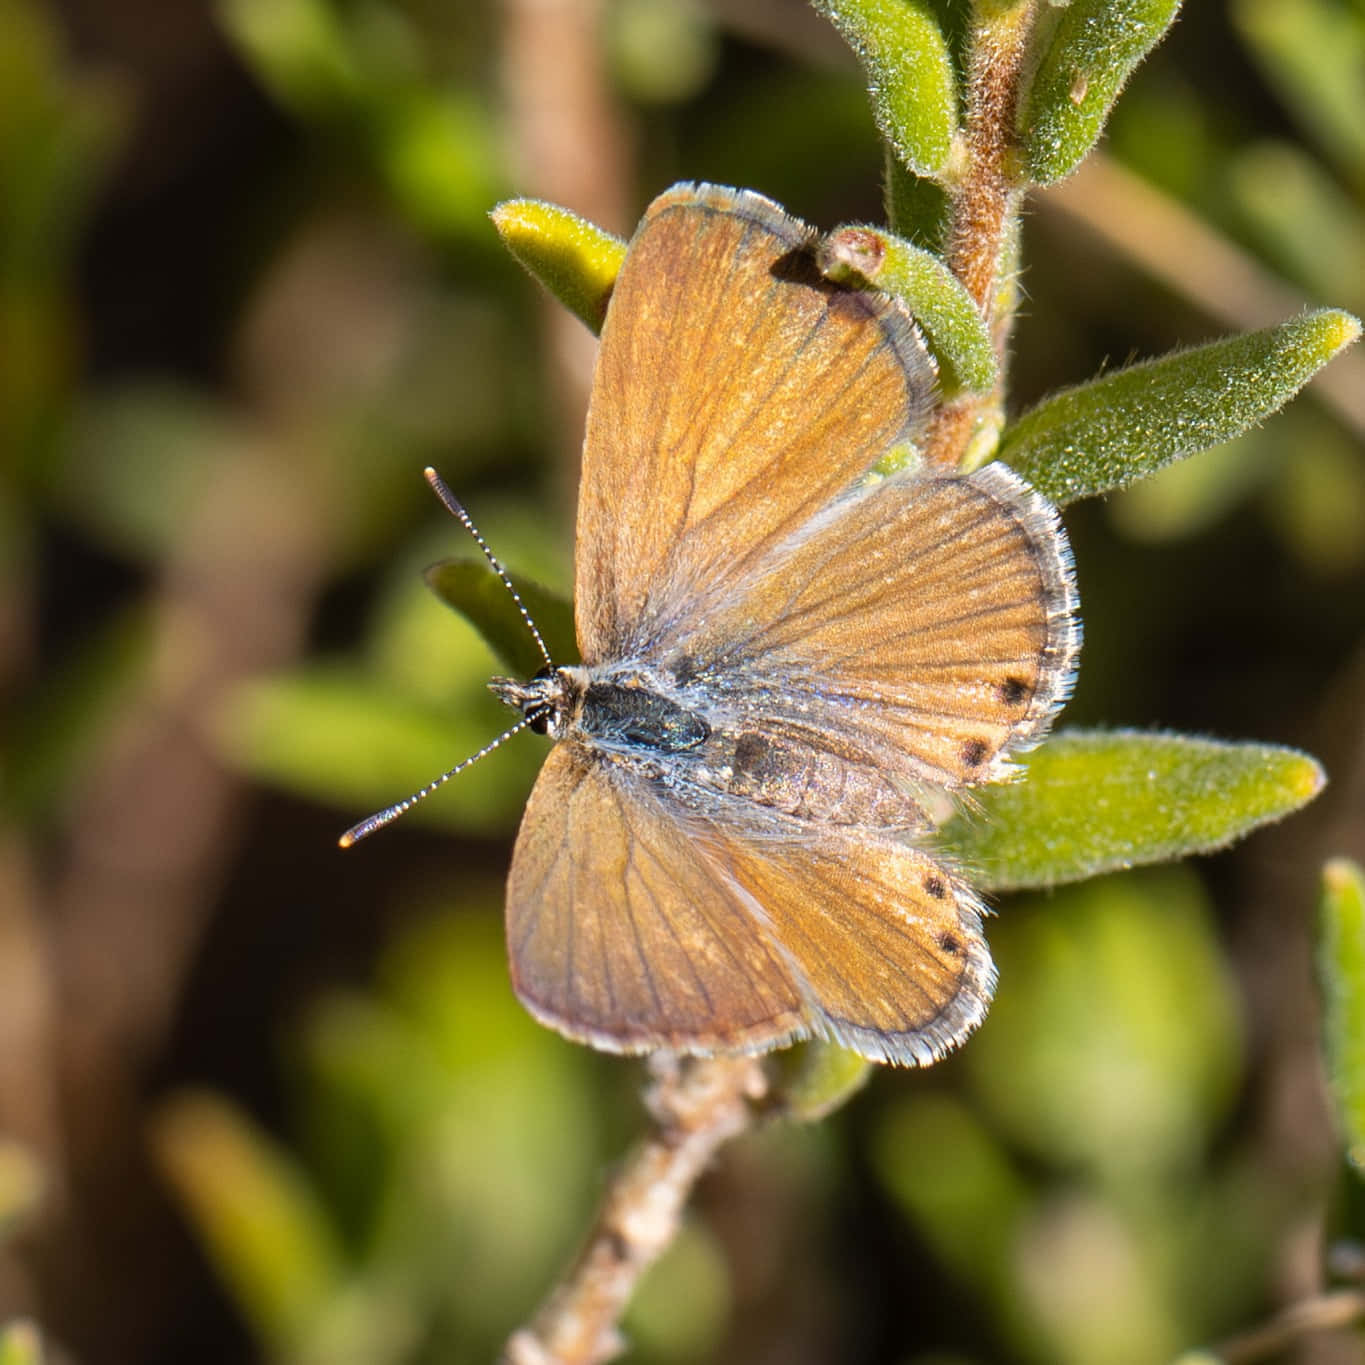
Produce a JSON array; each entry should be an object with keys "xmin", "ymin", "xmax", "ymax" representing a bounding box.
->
[
  {"xmin": 423, "ymin": 466, "xmax": 554, "ymax": 671},
  {"xmin": 338, "ymin": 718, "xmax": 531, "ymax": 848}
]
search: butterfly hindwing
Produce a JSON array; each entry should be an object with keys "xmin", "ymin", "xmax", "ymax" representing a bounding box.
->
[
  {"xmin": 506, "ymin": 744, "xmax": 995, "ymax": 1065},
  {"xmin": 661, "ymin": 460, "xmax": 1079, "ymax": 797},
  {"xmin": 506, "ymin": 744, "xmax": 806, "ymax": 1054}
]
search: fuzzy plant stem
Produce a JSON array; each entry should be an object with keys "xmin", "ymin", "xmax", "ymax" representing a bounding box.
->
[
  {"xmin": 925, "ymin": 0, "xmax": 1037, "ymax": 469},
  {"xmin": 502, "ymin": 1055, "xmax": 767, "ymax": 1365}
]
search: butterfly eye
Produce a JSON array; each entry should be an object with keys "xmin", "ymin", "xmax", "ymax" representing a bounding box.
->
[{"xmin": 526, "ymin": 704, "xmax": 554, "ymax": 736}]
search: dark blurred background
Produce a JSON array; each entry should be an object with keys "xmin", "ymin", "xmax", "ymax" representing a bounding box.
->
[{"xmin": 2, "ymin": 0, "xmax": 1364, "ymax": 1362}]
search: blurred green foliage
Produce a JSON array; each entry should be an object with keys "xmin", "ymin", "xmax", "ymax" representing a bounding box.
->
[
  {"xmin": 1319, "ymin": 859, "xmax": 1365, "ymax": 1174},
  {"xmin": 0, "ymin": 1322, "xmax": 44, "ymax": 1365},
  {"xmin": 4, "ymin": 0, "xmax": 1365, "ymax": 1362}
]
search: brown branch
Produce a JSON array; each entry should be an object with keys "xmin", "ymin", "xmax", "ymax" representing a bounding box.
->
[
  {"xmin": 924, "ymin": 0, "xmax": 1038, "ymax": 470},
  {"xmin": 499, "ymin": 0, "xmax": 633, "ymax": 486},
  {"xmin": 1193, "ymin": 1288, "xmax": 1365, "ymax": 1363},
  {"xmin": 502, "ymin": 1055, "xmax": 767, "ymax": 1365}
]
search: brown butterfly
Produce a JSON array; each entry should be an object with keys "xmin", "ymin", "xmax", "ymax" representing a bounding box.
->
[{"xmin": 344, "ymin": 183, "xmax": 1079, "ymax": 1067}]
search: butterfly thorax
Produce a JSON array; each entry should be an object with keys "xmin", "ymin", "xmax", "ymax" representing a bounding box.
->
[{"xmin": 490, "ymin": 666, "xmax": 710, "ymax": 752}]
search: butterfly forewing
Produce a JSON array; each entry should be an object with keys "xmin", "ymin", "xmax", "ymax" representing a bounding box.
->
[{"xmin": 574, "ymin": 183, "xmax": 936, "ymax": 663}]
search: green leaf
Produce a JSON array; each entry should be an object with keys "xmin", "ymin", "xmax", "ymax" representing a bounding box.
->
[
  {"xmin": 882, "ymin": 148, "xmax": 949, "ymax": 249},
  {"xmin": 490, "ymin": 198, "xmax": 627, "ymax": 334},
  {"xmin": 424, "ymin": 559, "xmax": 578, "ymax": 676},
  {"xmin": 609, "ymin": 0, "xmax": 719, "ymax": 105},
  {"xmin": 767, "ymin": 1041, "xmax": 871, "ymax": 1122},
  {"xmin": 1018, "ymin": 0, "xmax": 1184, "ymax": 185},
  {"xmin": 998, "ymin": 310, "xmax": 1362, "ymax": 505},
  {"xmin": 813, "ymin": 0, "xmax": 958, "ymax": 178},
  {"xmin": 1319, "ymin": 859, "xmax": 1365, "ymax": 1174},
  {"xmin": 940, "ymin": 730, "xmax": 1326, "ymax": 892},
  {"xmin": 150, "ymin": 1092, "xmax": 345, "ymax": 1354},
  {"xmin": 819, "ymin": 225, "xmax": 996, "ymax": 395}
]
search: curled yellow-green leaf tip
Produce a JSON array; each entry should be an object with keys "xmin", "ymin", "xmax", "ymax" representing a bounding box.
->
[
  {"xmin": 819, "ymin": 224, "xmax": 997, "ymax": 396},
  {"xmin": 1290, "ymin": 754, "xmax": 1329, "ymax": 802},
  {"xmin": 1324, "ymin": 310, "xmax": 1363, "ymax": 351},
  {"xmin": 490, "ymin": 198, "xmax": 626, "ymax": 334}
]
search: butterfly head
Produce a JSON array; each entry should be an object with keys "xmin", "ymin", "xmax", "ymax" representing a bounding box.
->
[{"xmin": 489, "ymin": 666, "xmax": 586, "ymax": 739}]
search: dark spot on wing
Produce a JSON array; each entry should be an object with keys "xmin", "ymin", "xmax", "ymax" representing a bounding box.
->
[
  {"xmin": 923, "ymin": 875, "xmax": 947, "ymax": 900},
  {"xmin": 735, "ymin": 731, "xmax": 784, "ymax": 780},
  {"xmin": 1000, "ymin": 676, "xmax": 1031, "ymax": 706},
  {"xmin": 825, "ymin": 287, "xmax": 876, "ymax": 322},
  {"xmin": 937, "ymin": 930, "xmax": 961, "ymax": 956},
  {"xmin": 668, "ymin": 652, "xmax": 702, "ymax": 685},
  {"xmin": 961, "ymin": 738, "xmax": 989, "ymax": 768},
  {"xmin": 769, "ymin": 244, "xmax": 825, "ymax": 288}
]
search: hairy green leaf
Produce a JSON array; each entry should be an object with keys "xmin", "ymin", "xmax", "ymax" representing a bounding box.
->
[
  {"xmin": 1319, "ymin": 859, "xmax": 1365, "ymax": 1174},
  {"xmin": 490, "ymin": 198, "xmax": 626, "ymax": 334},
  {"xmin": 819, "ymin": 225, "xmax": 996, "ymax": 394},
  {"xmin": 424, "ymin": 559, "xmax": 578, "ymax": 675},
  {"xmin": 942, "ymin": 730, "xmax": 1326, "ymax": 891},
  {"xmin": 1019, "ymin": 0, "xmax": 1184, "ymax": 185},
  {"xmin": 882, "ymin": 149, "xmax": 949, "ymax": 249},
  {"xmin": 813, "ymin": 0, "xmax": 958, "ymax": 177},
  {"xmin": 998, "ymin": 309, "xmax": 1361, "ymax": 505}
]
